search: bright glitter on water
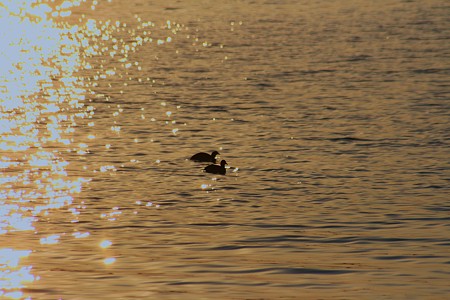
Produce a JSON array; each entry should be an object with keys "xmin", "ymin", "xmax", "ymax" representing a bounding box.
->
[
  {"xmin": 72, "ymin": 232, "xmax": 90, "ymax": 238},
  {"xmin": 100, "ymin": 240, "xmax": 112, "ymax": 249},
  {"xmin": 40, "ymin": 234, "xmax": 60, "ymax": 245},
  {"xmin": 103, "ymin": 257, "xmax": 116, "ymax": 265}
]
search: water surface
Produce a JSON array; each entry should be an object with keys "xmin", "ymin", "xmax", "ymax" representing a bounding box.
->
[{"xmin": 1, "ymin": 0, "xmax": 449, "ymax": 299}]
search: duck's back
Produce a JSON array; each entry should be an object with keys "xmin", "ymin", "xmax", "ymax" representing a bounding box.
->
[
  {"xmin": 204, "ymin": 164, "xmax": 226, "ymax": 175},
  {"xmin": 190, "ymin": 152, "xmax": 211, "ymax": 162},
  {"xmin": 191, "ymin": 151, "xmax": 219, "ymax": 163}
]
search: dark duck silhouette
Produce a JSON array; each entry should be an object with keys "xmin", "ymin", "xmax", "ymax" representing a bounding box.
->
[
  {"xmin": 190, "ymin": 151, "xmax": 220, "ymax": 163},
  {"xmin": 204, "ymin": 160, "xmax": 227, "ymax": 175}
]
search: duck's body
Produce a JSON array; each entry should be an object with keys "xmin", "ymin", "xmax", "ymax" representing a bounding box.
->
[
  {"xmin": 190, "ymin": 151, "xmax": 219, "ymax": 163},
  {"xmin": 204, "ymin": 160, "xmax": 227, "ymax": 175}
]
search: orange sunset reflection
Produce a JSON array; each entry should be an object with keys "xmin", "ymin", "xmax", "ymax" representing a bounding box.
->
[
  {"xmin": 0, "ymin": 1, "xmax": 89, "ymax": 297},
  {"xmin": 0, "ymin": 0, "xmax": 185, "ymax": 297},
  {"xmin": 1, "ymin": 0, "xmax": 175, "ymax": 296}
]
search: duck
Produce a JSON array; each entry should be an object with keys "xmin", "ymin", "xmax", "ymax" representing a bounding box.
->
[
  {"xmin": 190, "ymin": 150, "xmax": 220, "ymax": 163},
  {"xmin": 204, "ymin": 160, "xmax": 227, "ymax": 175}
]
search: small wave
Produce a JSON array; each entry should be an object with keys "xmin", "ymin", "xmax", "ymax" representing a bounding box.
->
[{"xmin": 412, "ymin": 68, "xmax": 450, "ymax": 74}]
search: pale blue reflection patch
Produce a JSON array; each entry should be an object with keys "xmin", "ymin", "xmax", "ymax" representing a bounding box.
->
[
  {"xmin": 0, "ymin": 203, "xmax": 36, "ymax": 234},
  {"xmin": 39, "ymin": 235, "xmax": 60, "ymax": 245},
  {"xmin": 72, "ymin": 232, "xmax": 90, "ymax": 239},
  {"xmin": 103, "ymin": 257, "xmax": 116, "ymax": 265},
  {"xmin": 0, "ymin": 249, "xmax": 31, "ymax": 268},
  {"xmin": 0, "ymin": 249, "xmax": 36, "ymax": 297},
  {"xmin": 100, "ymin": 240, "xmax": 113, "ymax": 249},
  {"xmin": 1, "ymin": 291, "xmax": 22, "ymax": 299}
]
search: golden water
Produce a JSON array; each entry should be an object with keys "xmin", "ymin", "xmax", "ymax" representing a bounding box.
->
[{"xmin": 1, "ymin": 0, "xmax": 449, "ymax": 299}]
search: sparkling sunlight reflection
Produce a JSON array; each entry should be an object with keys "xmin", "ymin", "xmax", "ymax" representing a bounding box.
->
[
  {"xmin": 1, "ymin": 0, "xmax": 90, "ymax": 297},
  {"xmin": 1, "ymin": 0, "xmax": 182, "ymax": 297}
]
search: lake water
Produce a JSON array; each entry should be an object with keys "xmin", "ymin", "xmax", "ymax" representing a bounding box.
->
[{"xmin": 1, "ymin": 0, "xmax": 449, "ymax": 299}]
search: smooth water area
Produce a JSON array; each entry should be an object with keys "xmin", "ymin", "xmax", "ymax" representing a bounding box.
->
[{"xmin": 1, "ymin": 0, "xmax": 449, "ymax": 299}]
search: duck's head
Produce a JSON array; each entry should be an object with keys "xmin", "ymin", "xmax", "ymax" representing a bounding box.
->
[{"xmin": 220, "ymin": 160, "xmax": 227, "ymax": 167}]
